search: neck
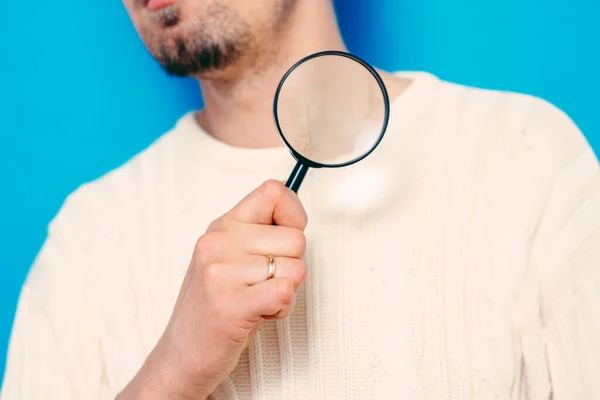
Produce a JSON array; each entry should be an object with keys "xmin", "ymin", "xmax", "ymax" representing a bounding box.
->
[{"xmin": 196, "ymin": 0, "xmax": 346, "ymax": 149}]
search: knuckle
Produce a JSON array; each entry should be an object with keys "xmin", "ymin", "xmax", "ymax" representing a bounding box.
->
[
  {"xmin": 195, "ymin": 232, "xmax": 221, "ymax": 252},
  {"xmin": 276, "ymin": 296, "xmax": 296, "ymax": 320},
  {"xmin": 203, "ymin": 262, "xmax": 225, "ymax": 282},
  {"xmin": 299, "ymin": 209, "xmax": 309, "ymax": 230},
  {"xmin": 194, "ymin": 232, "xmax": 223, "ymax": 263},
  {"xmin": 289, "ymin": 230, "xmax": 307, "ymax": 257},
  {"xmin": 261, "ymin": 179, "xmax": 286, "ymax": 202},
  {"xmin": 207, "ymin": 217, "xmax": 228, "ymax": 233},
  {"xmin": 276, "ymin": 279, "xmax": 295, "ymax": 307},
  {"xmin": 292, "ymin": 259, "xmax": 307, "ymax": 284}
]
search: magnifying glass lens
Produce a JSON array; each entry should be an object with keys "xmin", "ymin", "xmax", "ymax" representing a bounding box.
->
[{"xmin": 274, "ymin": 51, "xmax": 390, "ymax": 192}]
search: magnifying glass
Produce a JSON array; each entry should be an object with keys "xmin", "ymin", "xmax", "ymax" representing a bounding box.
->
[{"xmin": 274, "ymin": 50, "xmax": 390, "ymax": 193}]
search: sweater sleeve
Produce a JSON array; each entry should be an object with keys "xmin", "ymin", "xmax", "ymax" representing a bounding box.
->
[
  {"xmin": 1, "ymin": 186, "xmax": 111, "ymax": 399},
  {"xmin": 524, "ymin": 99, "xmax": 600, "ymax": 399}
]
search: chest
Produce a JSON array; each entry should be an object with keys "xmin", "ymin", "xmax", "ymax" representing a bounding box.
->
[
  {"xmin": 208, "ymin": 179, "xmax": 534, "ymax": 399},
  {"xmin": 107, "ymin": 166, "xmax": 538, "ymax": 399}
]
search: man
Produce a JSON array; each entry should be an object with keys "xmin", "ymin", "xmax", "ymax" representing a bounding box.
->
[{"xmin": 2, "ymin": 0, "xmax": 600, "ymax": 398}]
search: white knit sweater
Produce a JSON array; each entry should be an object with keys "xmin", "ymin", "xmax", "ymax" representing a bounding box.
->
[{"xmin": 3, "ymin": 72, "xmax": 600, "ymax": 399}]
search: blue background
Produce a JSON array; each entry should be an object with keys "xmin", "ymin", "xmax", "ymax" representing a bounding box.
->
[{"xmin": 1, "ymin": 0, "xmax": 599, "ymax": 383}]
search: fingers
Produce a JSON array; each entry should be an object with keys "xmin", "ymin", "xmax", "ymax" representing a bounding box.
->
[
  {"xmin": 263, "ymin": 295, "xmax": 296, "ymax": 320},
  {"xmin": 232, "ymin": 224, "xmax": 306, "ymax": 258},
  {"xmin": 242, "ymin": 278, "xmax": 296, "ymax": 319},
  {"xmin": 224, "ymin": 180, "xmax": 308, "ymax": 229},
  {"xmin": 197, "ymin": 225, "xmax": 306, "ymax": 264},
  {"xmin": 227, "ymin": 255, "xmax": 307, "ymax": 289},
  {"xmin": 196, "ymin": 180, "xmax": 308, "ymax": 327}
]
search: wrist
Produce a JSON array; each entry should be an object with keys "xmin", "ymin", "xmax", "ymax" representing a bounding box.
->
[{"xmin": 118, "ymin": 345, "xmax": 210, "ymax": 400}]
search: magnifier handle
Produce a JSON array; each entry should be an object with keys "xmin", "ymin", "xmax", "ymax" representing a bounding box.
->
[{"xmin": 285, "ymin": 161, "xmax": 309, "ymax": 193}]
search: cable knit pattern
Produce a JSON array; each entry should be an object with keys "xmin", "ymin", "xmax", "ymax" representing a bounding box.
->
[{"xmin": 2, "ymin": 72, "xmax": 599, "ymax": 399}]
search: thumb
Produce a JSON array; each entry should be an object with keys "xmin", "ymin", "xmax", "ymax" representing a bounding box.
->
[{"xmin": 225, "ymin": 180, "xmax": 307, "ymax": 229}]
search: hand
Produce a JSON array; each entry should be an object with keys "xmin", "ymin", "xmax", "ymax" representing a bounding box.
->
[{"xmin": 118, "ymin": 180, "xmax": 308, "ymax": 400}]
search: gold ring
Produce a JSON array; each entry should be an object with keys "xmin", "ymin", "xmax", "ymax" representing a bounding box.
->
[{"xmin": 266, "ymin": 254, "xmax": 276, "ymax": 280}]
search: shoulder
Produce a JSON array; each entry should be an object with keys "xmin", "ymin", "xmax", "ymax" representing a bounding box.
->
[
  {"xmin": 441, "ymin": 77, "xmax": 588, "ymax": 149},
  {"xmin": 27, "ymin": 113, "xmax": 196, "ymax": 290},
  {"xmin": 416, "ymin": 74, "xmax": 597, "ymax": 177},
  {"xmin": 82, "ymin": 111, "xmax": 197, "ymax": 205},
  {"xmin": 55, "ymin": 111, "xmax": 196, "ymax": 225}
]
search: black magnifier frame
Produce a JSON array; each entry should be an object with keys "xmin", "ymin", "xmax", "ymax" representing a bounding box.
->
[{"xmin": 273, "ymin": 50, "xmax": 390, "ymax": 193}]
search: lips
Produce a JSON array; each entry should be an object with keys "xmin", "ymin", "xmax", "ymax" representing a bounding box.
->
[{"xmin": 146, "ymin": 0, "xmax": 177, "ymax": 11}]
